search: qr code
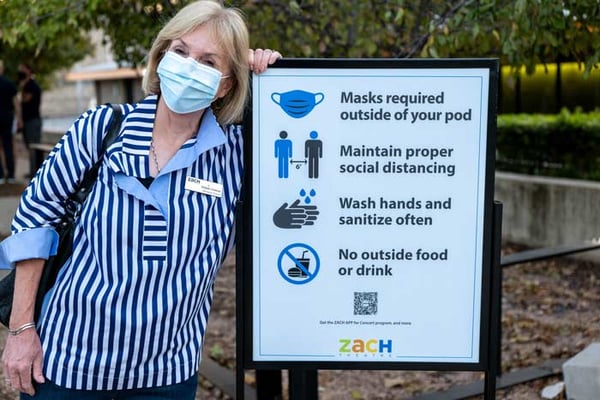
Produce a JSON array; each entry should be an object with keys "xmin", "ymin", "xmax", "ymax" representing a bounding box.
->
[{"xmin": 354, "ymin": 292, "xmax": 377, "ymax": 315}]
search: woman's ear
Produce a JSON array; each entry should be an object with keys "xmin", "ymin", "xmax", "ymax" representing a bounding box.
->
[{"xmin": 216, "ymin": 77, "xmax": 234, "ymax": 100}]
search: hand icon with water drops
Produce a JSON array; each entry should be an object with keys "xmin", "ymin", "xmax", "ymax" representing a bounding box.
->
[{"xmin": 273, "ymin": 199, "xmax": 319, "ymax": 229}]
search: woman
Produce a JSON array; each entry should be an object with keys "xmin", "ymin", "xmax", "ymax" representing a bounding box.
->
[{"xmin": 1, "ymin": 1, "xmax": 280, "ymax": 398}]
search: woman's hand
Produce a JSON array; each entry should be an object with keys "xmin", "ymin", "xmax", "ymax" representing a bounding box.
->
[
  {"xmin": 248, "ymin": 48, "xmax": 282, "ymax": 74},
  {"xmin": 2, "ymin": 258, "xmax": 46, "ymax": 395},
  {"xmin": 2, "ymin": 328, "xmax": 45, "ymax": 396}
]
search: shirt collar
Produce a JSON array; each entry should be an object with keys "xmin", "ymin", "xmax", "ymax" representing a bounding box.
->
[{"xmin": 110, "ymin": 95, "xmax": 227, "ymax": 176}]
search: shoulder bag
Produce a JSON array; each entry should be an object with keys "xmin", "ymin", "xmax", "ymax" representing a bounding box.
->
[{"xmin": 0, "ymin": 104, "xmax": 123, "ymax": 327}]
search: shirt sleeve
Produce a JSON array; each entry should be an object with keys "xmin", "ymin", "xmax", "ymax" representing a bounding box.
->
[
  {"xmin": 0, "ymin": 105, "xmax": 116, "ymax": 268},
  {"xmin": 222, "ymin": 123, "xmax": 244, "ymax": 258},
  {"xmin": 0, "ymin": 227, "xmax": 58, "ymax": 268}
]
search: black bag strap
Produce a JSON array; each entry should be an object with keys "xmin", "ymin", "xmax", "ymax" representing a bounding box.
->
[
  {"xmin": 70, "ymin": 104, "xmax": 123, "ymax": 205},
  {"xmin": 0, "ymin": 105, "xmax": 125, "ymax": 328},
  {"xmin": 100, "ymin": 104, "xmax": 124, "ymax": 154}
]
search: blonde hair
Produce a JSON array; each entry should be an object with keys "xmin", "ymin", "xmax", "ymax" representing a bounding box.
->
[{"xmin": 142, "ymin": 0, "xmax": 249, "ymax": 125}]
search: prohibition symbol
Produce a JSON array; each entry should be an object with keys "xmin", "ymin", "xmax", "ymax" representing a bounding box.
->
[{"xmin": 277, "ymin": 243, "xmax": 320, "ymax": 285}]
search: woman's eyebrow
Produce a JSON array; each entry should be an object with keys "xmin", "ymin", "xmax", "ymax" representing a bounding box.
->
[
  {"xmin": 202, "ymin": 52, "xmax": 223, "ymax": 61},
  {"xmin": 171, "ymin": 38, "xmax": 187, "ymax": 48},
  {"xmin": 171, "ymin": 37, "xmax": 224, "ymax": 61}
]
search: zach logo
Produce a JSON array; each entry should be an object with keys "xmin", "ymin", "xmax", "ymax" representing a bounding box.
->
[{"xmin": 339, "ymin": 338, "xmax": 392, "ymax": 354}]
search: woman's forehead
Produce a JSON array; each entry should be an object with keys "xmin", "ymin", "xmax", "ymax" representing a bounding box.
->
[{"xmin": 175, "ymin": 24, "xmax": 221, "ymax": 53}]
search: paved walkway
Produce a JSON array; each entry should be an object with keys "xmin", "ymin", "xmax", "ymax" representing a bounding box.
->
[
  {"xmin": 0, "ymin": 134, "xmax": 31, "ymax": 276},
  {"xmin": 0, "ymin": 133, "xmax": 34, "ymax": 234},
  {"xmin": 0, "ymin": 196, "xmax": 20, "ymax": 238}
]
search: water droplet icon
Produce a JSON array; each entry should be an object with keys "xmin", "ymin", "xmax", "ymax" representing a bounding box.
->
[
  {"xmin": 310, "ymin": 189, "xmax": 316, "ymax": 197},
  {"xmin": 299, "ymin": 189, "xmax": 306, "ymax": 197},
  {"xmin": 304, "ymin": 196, "xmax": 312, "ymax": 204}
]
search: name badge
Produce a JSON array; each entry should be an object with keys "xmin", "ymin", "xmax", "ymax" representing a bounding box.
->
[{"xmin": 185, "ymin": 176, "xmax": 223, "ymax": 197}]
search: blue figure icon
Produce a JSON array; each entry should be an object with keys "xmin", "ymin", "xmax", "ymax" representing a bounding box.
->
[
  {"xmin": 305, "ymin": 130, "xmax": 322, "ymax": 179},
  {"xmin": 275, "ymin": 130, "xmax": 293, "ymax": 178}
]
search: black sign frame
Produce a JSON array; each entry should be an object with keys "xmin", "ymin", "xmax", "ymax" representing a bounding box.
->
[{"xmin": 237, "ymin": 58, "xmax": 499, "ymax": 374}]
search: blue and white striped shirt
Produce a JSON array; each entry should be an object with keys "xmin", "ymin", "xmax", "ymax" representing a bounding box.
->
[{"xmin": 0, "ymin": 95, "xmax": 243, "ymax": 390}]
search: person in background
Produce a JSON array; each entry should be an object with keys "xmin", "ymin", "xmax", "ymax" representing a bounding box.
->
[
  {"xmin": 0, "ymin": 59, "xmax": 20, "ymax": 183},
  {"xmin": 18, "ymin": 62, "xmax": 43, "ymax": 177},
  {"xmin": 1, "ymin": 1, "xmax": 280, "ymax": 398}
]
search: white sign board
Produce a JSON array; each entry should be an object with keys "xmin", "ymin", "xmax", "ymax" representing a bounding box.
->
[{"xmin": 246, "ymin": 59, "xmax": 497, "ymax": 368}]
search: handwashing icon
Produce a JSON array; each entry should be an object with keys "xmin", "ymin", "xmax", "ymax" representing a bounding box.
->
[{"xmin": 271, "ymin": 90, "xmax": 324, "ymax": 118}]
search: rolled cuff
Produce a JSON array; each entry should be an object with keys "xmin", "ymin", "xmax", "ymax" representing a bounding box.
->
[{"xmin": 0, "ymin": 227, "xmax": 59, "ymax": 269}]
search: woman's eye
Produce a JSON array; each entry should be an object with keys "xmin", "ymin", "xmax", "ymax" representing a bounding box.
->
[{"xmin": 173, "ymin": 48, "xmax": 187, "ymax": 56}]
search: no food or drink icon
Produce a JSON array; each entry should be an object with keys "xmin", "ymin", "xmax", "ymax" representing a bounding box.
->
[{"xmin": 277, "ymin": 243, "xmax": 320, "ymax": 285}]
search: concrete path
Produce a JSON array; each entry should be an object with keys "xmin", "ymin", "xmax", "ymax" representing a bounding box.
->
[
  {"xmin": 0, "ymin": 134, "xmax": 30, "ymax": 237},
  {"xmin": 0, "ymin": 197, "xmax": 19, "ymax": 238},
  {"xmin": 0, "ymin": 134, "xmax": 34, "ymax": 277}
]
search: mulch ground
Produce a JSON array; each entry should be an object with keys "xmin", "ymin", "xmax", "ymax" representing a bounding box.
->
[
  {"xmin": 0, "ymin": 182, "xmax": 28, "ymax": 198},
  {"xmin": 200, "ymin": 244, "xmax": 599, "ymax": 399},
  {"xmin": 0, "ymin": 229, "xmax": 597, "ymax": 399}
]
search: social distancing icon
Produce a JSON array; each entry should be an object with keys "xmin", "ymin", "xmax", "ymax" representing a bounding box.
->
[{"xmin": 274, "ymin": 130, "xmax": 324, "ymax": 179}]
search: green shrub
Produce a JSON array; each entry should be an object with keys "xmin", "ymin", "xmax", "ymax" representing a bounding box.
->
[{"xmin": 496, "ymin": 110, "xmax": 600, "ymax": 180}]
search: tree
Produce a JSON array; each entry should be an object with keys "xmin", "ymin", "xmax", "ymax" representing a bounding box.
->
[
  {"xmin": 0, "ymin": 0, "xmax": 92, "ymax": 86},
  {"xmin": 84, "ymin": 0, "xmax": 196, "ymax": 66},
  {"xmin": 0, "ymin": 0, "xmax": 199, "ymax": 83},
  {"xmin": 235, "ymin": 0, "xmax": 600, "ymax": 75},
  {"xmin": 0, "ymin": 0, "xmax": 598, "ymax": 84}
]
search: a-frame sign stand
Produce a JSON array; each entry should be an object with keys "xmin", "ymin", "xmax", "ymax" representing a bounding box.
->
[{"xmin": 236, "ymin": 58, "xmax": 500, "ymax": 400}]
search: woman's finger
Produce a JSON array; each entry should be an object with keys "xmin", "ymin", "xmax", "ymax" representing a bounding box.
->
[
  {"xmin": 32, "ymin": 353, "xmax": 45, "ymax": 384},
  {"xmin": 15, "ymin": 362, "xmax": 35, "ymax": 395},
  {"xmin": 253, "ymin": 48, "xmax": 267, "ymax": 73},
  {"xmin": 249, "ymin": 48, "xmax": 282, "ymax": 74}
]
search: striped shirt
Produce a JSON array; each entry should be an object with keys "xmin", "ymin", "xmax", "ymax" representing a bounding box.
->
[{"xmin": 0, "ymin": 96, "xmax": 243, "ymax": 390}]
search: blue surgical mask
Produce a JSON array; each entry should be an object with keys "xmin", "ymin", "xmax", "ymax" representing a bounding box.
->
[
  {"xmin": 271, "ymin": 90, "xmax": 325, "ymax": 118},
  {"xmin": 157, "ymin": 51, "xmax": 223, "ymax": 114}
]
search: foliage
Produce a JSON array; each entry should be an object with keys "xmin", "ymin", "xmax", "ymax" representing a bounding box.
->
[
  {"xmin": 209, "ymin": 343, "xmax": 225, "ymax": 362},
  {"xmin": 234, "ymin": 0, "xmax": 600, "ymax": 76},
  {"xmin": 0, "ymin": 0, "xmax": 93, "ymax": 87},
  {"xmin": 85, "ymin": 0, "xmax": 196, "ymax": 66},
  {"xmin": 0, "ymin": 0, "xmax": 598, "ymax": 84},
  {"xmin": 496, "ymin": 110, "xmax": 600, "ymax": 180}
]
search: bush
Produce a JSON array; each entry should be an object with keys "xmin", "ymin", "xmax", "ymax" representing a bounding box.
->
[{"xmin": 496, "ymin": 110, "xmax": 600, "ymax": 180}]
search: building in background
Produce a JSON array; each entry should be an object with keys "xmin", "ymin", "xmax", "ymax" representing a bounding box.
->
[
  {"xmin": 43, "ymin": 31, "xmax": 599, "ymax": 122},
  {"xmin": 42, "ymin": 30, "xmax": 143, "ymax": 133}
]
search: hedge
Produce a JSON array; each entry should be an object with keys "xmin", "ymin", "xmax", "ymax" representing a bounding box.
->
[{"xmin": 495, "ymin": 110, "xmax": 600, "ymax": 180}]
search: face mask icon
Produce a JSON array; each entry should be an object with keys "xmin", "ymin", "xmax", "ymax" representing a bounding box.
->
[{"xmin": 271, "ymin": 90, "xmax": 325, "ymax": 118}]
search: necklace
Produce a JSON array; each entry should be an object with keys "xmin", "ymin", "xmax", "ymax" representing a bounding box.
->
[{"xmin": 150, "ymin": 139, "xmax": 161, "ymax": 174}]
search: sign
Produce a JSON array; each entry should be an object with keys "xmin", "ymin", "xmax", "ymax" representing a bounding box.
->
[{"xmin": 243, "ymin": 59, "xmax": 498, "ymax": 369}]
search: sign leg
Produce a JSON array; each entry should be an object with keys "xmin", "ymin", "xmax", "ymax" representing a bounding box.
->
[
  {"xmin": 256, "ymin": 369, "xmax": 283, "ymax": 399},
  {"xmin": 484, "ymin": 201, "xmax": 503, "ymax": 399},
  {"xmin": 289, "ymin": 369, "xmax": 318, "ymax": 400}
]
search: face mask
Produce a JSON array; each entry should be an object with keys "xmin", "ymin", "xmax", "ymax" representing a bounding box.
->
[
  {"xmin": 157, "ymin": 51, "xmax": 223, "ymax": 114},
  {"xmin": 271, "ymin": 90, "xmax": 325, "ymax": 118},
  {"xmin": 17, "ymin": 71, "xmax": 27, "ymax": 81}
]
